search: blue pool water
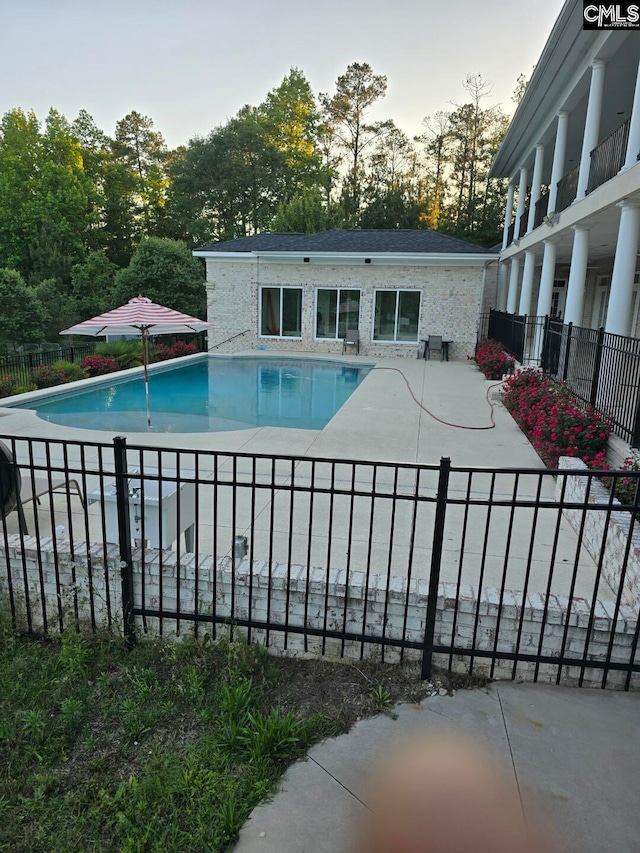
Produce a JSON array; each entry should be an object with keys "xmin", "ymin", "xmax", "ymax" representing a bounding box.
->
[{"xmin": 13, "ymin": 356, "xmax": 372, "ymax": 433}]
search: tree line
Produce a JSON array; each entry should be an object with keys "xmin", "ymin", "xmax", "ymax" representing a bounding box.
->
[{"xmin": 0, "ymin": 63, "xmax": 522, "ymax": 349}]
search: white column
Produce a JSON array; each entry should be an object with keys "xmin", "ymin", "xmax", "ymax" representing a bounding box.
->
[
  {"xmin": 507, "ymin": 256, "xmax": 521, "ymax": 314},
  {"xmin": 527, "ymin": 145, "xmax": 545, "ymax": 233},
  {"xmin": 518, "ymin": 251, "xmax": 536, "ymax": 315},
  {"xmin": 502, "ymin": 183, "xmax": 515, "ymax": 249},
  {"xmin": 497, "ymin": 262, "xmax": 509, "ymax": 311},
  {"xmin": 548, "ymin": 111, "xmax": 568, "ymax": 212},
  {"xmin": 576, "ymin": 60, "xmax": 607, "ymax": 200},
  {"xmin": 515, "ymin": 167, "xmax": 529, "ymax": 231},
  {"xmin": 623, "ymin": 58, "xmax": 640, "ymax": 171},
  {"xmin": 564, "ymin": 226, "xmax": 590, "ymax": 325},
  {"xmin": 605, "ymin": 201, "xmax": 640, "ymax": 336},
  {"xmin": 536, "ymin": 240, "xmax": 558, "ymax": 316}
]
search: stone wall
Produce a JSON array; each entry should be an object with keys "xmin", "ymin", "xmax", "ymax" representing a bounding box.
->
[
  {"xmin": 556, "ymin": 456, "xmax": 640, "ymax": 607},
  {"xmin": 205, "ymin": 258, "xmax": 486, "ymax": 360},
  {"xmin": 1, "ymin": 534, "xmax": 637, "ymax": 688}
]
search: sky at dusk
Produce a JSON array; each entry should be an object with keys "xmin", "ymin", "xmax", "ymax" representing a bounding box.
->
[{"xmin": 1, "ymin": 0, "xmax": 565, "ymax": 148}]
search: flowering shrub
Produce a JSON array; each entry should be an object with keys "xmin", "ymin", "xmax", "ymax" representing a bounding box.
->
[
  {"xmin": 80, "ymin": 355, "xmax": 119, "ymax": 377},
  {"xmin": 599, "ymin": 453, "xmax": 640, "ymax": 508},
  {"xmin": 502, "ymin": 368, "xmax": 610, "ymax": 469},
  {"xmin": 475, "ymin": 338, "xmax": 515, "ymax": 380},
  {"xmin": 31, "ymin": 363, "xmax": 67, "ymax": 389},
  {"xmin": 153, "ymin": 341, "xmax": 199, "ymax": 361},
  {"xmin": 0, "ymin": 374, "xmax": 17, "ymax": 398}
]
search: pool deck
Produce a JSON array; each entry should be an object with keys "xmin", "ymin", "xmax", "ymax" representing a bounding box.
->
[
  {"xmin": 0, "ymin": 353, "xmax": 616, "ymax": 602},
  {"xmin": 1, "ymin": 351, "xmax": 534, "ymax": 466}
]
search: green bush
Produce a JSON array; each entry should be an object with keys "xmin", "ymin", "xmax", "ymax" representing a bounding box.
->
[
  {"xmin": 52, "ymin": 360, "xmax": 88, "ymax": 383},
  {"xmin": 95, "ymin": 340, "xmax": 144, "ymax": 369}
]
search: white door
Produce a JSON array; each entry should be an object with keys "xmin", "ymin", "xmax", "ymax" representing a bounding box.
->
[
  {"xmin": 550, "ymin": 280, "xmax": 566, "ymax": 319},
  {"xmin": 593, "ymin": 275, "xmax": 611, "ymax": 329}
]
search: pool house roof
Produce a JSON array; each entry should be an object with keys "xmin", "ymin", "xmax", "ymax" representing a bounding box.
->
[{"xmin": 193, "ymin": 229, "xmax": 496, "ymax": 265}]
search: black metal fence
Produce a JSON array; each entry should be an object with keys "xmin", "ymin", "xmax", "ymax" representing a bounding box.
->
[
  {"xmin": 481, "ymin": 310, "xmax": 640, "ymax": 446},
  {"xmin": 544, "ymin": 321, "xmax": 640, "ymax": 446},
  {"xmin": 1, "ymin": 434, "xmax": 638, "ymax": 689},
  {"xmin": 486, "ymin": 310, "xmax": 546, "ymax": 366},
  {"xmin": 0, "ymin": 343, "xmax": 98, "ymax": 387},
  {"xmin": 487, "ymin": 310, "xmax": 526, "ymax": 362}
]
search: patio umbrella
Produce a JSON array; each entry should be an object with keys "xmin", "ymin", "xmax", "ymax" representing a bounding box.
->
[{"xmin": 60, "ymin": 296, "xmax": 210, "ymax": 428}]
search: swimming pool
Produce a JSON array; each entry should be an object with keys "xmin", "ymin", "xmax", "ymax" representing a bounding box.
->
[{"xmin": 12, "ymin": 356, "xmax": 373, "ymax": 433}]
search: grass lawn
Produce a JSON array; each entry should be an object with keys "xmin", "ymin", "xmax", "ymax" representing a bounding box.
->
[{"xmin": 0, "ymin": 619, "xmax": 430, "ymax": 852}]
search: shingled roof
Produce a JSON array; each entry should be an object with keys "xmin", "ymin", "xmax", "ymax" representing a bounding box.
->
[{"xmin": 195, "ymin": 229, "xmax": 490, "ymax": 255}]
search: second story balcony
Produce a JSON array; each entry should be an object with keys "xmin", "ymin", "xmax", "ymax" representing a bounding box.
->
[{"xmin": 587, "ymin": 117, "xmax": 631, "ymax": 194}]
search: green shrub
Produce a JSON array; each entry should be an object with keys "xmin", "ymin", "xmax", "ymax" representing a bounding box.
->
[
  {"xmin": 95, "ymin": 340, "xmax": 144, "ymax": 369},
  {"xmin": 52, "ymin": 360, "xmax": 88, "ymax": 383}
]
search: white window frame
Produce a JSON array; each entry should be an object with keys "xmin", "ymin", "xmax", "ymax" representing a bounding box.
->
[
  {"xmin": 258, "ymin": 286, "xmax": 303, "ymax": 340},
  {"xmin": 314, "ymin": 287, "xmax": 362, "ymax": 341},
  {"xmin": 372, "ymin": 289, "xmax": 422, "ymax": 344}
]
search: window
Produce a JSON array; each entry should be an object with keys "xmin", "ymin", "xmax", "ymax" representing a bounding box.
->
[
  {"xmin": 315, "ymin": 289, "xmax": 360, "ymax": 339},
  {"xmin": 260, "ymin": 287, "xmax": 302, "ymax": 338},
  {"xmin": 373, "ymin": 290, "xmax": 421, "ymax": 343}
]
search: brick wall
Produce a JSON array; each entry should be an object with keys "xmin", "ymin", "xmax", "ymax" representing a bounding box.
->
[
  {"xmin": 1, "ymin": 533, "xmax": 637, "ymax": 688},
  {"xmin": 205, "ymin": 258, "xmax": 486, "ymax": 360},
  {"xmin": 556, "ymin": 456, "xmax": 640, "ymax": 607}
]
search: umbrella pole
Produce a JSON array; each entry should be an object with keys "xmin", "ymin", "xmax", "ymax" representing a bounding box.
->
[{"xmin": 142, "ymin": 328, "xmax": 151, "ymax": 428}]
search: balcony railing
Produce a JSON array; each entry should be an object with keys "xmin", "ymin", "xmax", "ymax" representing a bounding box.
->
[
  {"xmin": 534, "ymin": 191, "xmax": 549, "ymax": 228},
  {"xmin": 555, "ymin": 164, "xmax": 579, "ymax": 212},
  {"xmin": 506, "ymin": 221, "xmax": 515, "ymax": 245},
  {"xmin": 587, "ymin": 117, "xmax": 631, "ymax": 194},
  {"xmin": 518, "ymin": 209, "xmax": 528, "ymax": 238}
]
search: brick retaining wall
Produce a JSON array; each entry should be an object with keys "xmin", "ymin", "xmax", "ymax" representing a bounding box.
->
[
  {"xmin": 556, "ymin": 457, "xmax": 640, "ymax": 607},
  {"xmin": 1, "ymin": 534, "xmax": 637, "ymax": 688}
]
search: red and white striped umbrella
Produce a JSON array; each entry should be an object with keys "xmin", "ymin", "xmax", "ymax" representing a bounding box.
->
[
  {"xmin": 60, "ymin": 295, "xmax": 209, "ymax": 337},
  {"xmin": 61, "ymin": 296, "xmax": 210, "ymax": 428}
]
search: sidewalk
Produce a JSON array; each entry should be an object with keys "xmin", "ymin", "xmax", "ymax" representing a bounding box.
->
[{"xmin": 233, "ymin": 683, "xmax": 640, "ymax": 853}]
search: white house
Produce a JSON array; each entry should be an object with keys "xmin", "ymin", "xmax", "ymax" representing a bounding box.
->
[
  {"xmin": 194, "ymin": 230, "xmax": 496, "ymax": 359},
  {"xmin": 491, "ymin": 0, "xmax": 640, "ymax": 336}
]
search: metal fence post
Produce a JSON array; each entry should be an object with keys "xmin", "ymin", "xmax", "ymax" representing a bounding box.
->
[
  {"xmin": 562, "ymin": 322, "xmax": 573, "ymax": 381},
  {"xmin": 541, "ymin": 315, "xmax": 550, "ymax": 372},
  {"xmin": 630, "ymin": 395, "xmax": 640, "ymax": 449},
  {"xmin": 589, "ymin": 326, "xmax": 605, "ymax": 407},
  {"xmin": 421, "ymin": 456, "xmax": 451, "ymax": 681},
  {"xmin": 113, "ymin": 436, "xmax": 136, "ymax": 646}
]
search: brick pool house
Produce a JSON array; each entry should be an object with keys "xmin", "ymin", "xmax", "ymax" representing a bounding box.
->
[{"xmin": 194, "ymin": 230, "xmax": 497, "ymax": 359}]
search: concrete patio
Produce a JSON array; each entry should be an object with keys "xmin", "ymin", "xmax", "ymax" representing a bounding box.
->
[
  {"xmin": 0, "ymin": 356, "xmax": 619, "ymax": 602},
  {"xmin": 0, "ymin": 353, "xmax": 536, "ymax": 466},
  {"xmin": 233, "ymin": 682, "xmax": 640, "ymax": 853}
]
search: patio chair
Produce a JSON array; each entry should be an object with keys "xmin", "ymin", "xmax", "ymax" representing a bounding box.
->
[
  {"xmin": 426, "ymin": 335, "xmax": 443, "ymax": 361},
  {"xmin": 342, "ymin": 329, "xmax": 360, "ymax": 355},
  {"xmin": 0, "ymin": 440, "xmax": 84, "ymax": 535}
]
